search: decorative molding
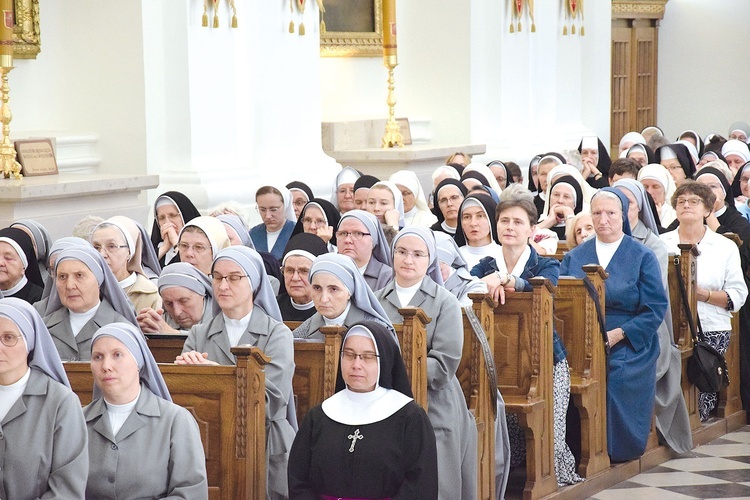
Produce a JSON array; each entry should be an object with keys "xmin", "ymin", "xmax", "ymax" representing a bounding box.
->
[
  {"xmin": 14, "ymin": 0, "xmax": 40, "ymax": 59},
  {"xmin": 320, "ymin": 0, "xmax": 383, "ymax": 57},
  {"xmin": 612, "ymin": 0, "xmax": 668, "ymax": 20}
]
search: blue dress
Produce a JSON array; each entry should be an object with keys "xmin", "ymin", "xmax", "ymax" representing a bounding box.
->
[
  {"xmin": 249, "ymin": 219, "xmax": 295, "ymax": 260},
  {"xmin": 560, "ymin": 236, "xmax": 667, "ymax": 462}
]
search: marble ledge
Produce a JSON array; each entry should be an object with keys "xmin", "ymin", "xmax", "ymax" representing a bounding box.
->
[
  {"xmin": 0, "ymin": 173, "xmax": 160, "ymax": 201},
  {"xmin": 327, "ymin": 143, "xmax": 486, "ymax": 163}
]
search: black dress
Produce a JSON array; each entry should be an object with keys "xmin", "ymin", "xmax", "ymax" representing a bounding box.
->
[
  {"xmin": 288, "ymin": 403, "xmax": 438, "ymax": 499},
  {"xmin": 278, "ymin": 293, "xmax": 316, "ymax": 322},
  {"xmin": 8, "ymin": 280, "xmax": 43, "ymax": 305}
]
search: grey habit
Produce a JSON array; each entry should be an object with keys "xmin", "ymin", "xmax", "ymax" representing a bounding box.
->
[
  {"xmin": 338, "ymin": 210, "xmax": 393, "ymax": 292},
  {"xmin": 376, "ymin": 276, "xmax": 478, "ymax": 500},
  {"xmin": 158, "ymin": 262, "xmax": 219, "ymax": 333}
]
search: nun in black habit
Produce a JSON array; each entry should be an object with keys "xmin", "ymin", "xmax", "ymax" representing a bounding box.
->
[
  {"xmin": 0, "ymin": 227, "xmax": 45, "ymax": 304},
  {"xmin": 150, "ymin": 191, "xmax": 202, "ymax": 266},
  {"xmin": 578, "ymin": 136, "xmax": 612, "ymax": 188},
  {"xmin": 656, "ymin": 143, "xmax": 696, "ymax": 187},
  {"xmin": 277, "ymin": 233, "xmax": 329, "ymax": 322},
  {"xmin": 288, "ymin": 321, "xmax": 438, "ymax": 499}
]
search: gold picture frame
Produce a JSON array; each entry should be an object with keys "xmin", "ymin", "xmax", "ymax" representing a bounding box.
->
[
  {"xmin": 320, "ymin": 0, "xmax": 382, "ymax": 58},
  {"xmin": 13, "ymin": 0, "xmax": 41, "ymax": 59}
]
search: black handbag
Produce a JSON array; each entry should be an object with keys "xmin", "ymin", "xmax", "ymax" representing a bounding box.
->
[{"xmin": 675, "ymin": 258, "xmax": 729, "ymax": 393}]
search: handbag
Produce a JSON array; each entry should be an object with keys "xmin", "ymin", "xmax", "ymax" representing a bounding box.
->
[{"xmin": 675, "ymin": 257, "xmax": 729, "ymax": 393}]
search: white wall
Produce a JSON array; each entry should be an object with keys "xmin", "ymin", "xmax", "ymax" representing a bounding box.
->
[
  {"xmin": 658, "ymin": 0, "xmax": 750, "ymax": 140},
  {"xmin": 11, "ymin": 0, "xmax": 147, "ymax": 176}
]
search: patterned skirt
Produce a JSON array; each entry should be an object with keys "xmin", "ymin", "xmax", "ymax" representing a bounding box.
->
[{"xmin": 698, "ymin": 329, "xmax": 731, "ymax": 421}]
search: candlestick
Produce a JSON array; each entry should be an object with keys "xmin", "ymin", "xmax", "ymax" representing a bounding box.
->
[
  {"xmin": 380, "ymin": 0, "xmax": 402, "ymax": 148},
  {"xmin": 0, "ymin": 0, "xmax": 20, "ymax": 179}
]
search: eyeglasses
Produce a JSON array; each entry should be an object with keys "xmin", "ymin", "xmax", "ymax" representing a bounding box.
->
[
  {"xmin": 664, "ymin": 165, "xmax": 684, "ymax": 172},
  {"xmin": 0, "ymin": 333, "xmax": 23, "ymax": 347},
  {"xmin": 438, "ymin": 194, "xmax": 463, "ymax": 206},
  {"xmin": 210, "ymin": 273, "xmax": 249, "ymax": 284},
  {"xmin": 302, "ymin": 217, "xmax": 327, "ymax": 227},
  {"xmin": 335, "ymin": 230, "xmax": 371, "ymax": 241},
  {"xmin": 256, "ymin": 206, "xmax": 282, "ymax": 215},
  {"xmin": 93, "ymin": 243, "xmax": 128, "ymax": 254},
  {"xmin": 676, "ymin": 197, "xmax": 703, "ymax": 207},
  {"xmin": 281, "ymin": 266, "xmax": 310, "ymax": 277},
  {"xmin": 178, "ymin": 242, "xmax": 210, "ymax": 254},
  {"xmin": 341, "ymin": 349, "xmax": 379, "ymax": 363},
  {"xmin": 156, "ymin": 212, "xmax": 181, "ymax": 224},
  {"xmin": 394, "ymin": 248, "xmax": 429, "ymax": 259},
  {"xmin": 337, "ymin": 187, "xmax": 355, "ymax": 196}
]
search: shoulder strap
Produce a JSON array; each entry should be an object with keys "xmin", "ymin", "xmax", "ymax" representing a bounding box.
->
[
  {"xmin": 463, "ymin": 305, "xmax": 498, "ymax": 419},
  {"xmin": 674, "ymin": 256, "xmax": 702, "ymax": 343},
  {"xmin": 582, "ymin": 276, "xmax": 610, "ymax": 355}
]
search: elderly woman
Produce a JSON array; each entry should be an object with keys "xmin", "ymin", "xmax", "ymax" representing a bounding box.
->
[
  {"xmin": 390, "ymin": 169, "xmax": 439, "ymax": 227},
  {"xmin": 471, "ymin": 198, "xmax": 582, "ymax": 486},
  {"xmin": 288, "ymin": 321, "xmax": 438, "ymax": 499},
  {"xmin": 455, "ymin": 193, "xmax": 502, "ymax": 269},
  {"xmin": 44, "ymin": 246, "xmax": 138, "ymax": 361},
  {"xmin": 290, "ymin": 198, "xmax": 341, "ymax": 249},
  {"xmin": 624, "ymin": 143, "xmax": 656, "ymax": 168},
  {"xmin": 0, "ymin": 227, "xmax": 46, "ymax": 304},
  {"xmin": 537, "ymin": 174, "xmax": 585, "ymax": 239},
  {"xmin": 376, "ymin": 226, "xmax": 478, "ymax": 499},
  {"xmin": 250, "ymin": 185, "xmax": 297, "ymax": 260},
  {"xmin": 565, "ymin": 212, "xmax": 594, "ymax": 250},
  {"xmin": 216, "ymin": 213, "xmax": 254, "ymax": 248},
  {"xmin": 286, "ymin": 181, "xmax": 315, "ymax": 219},
  {"xmin": 277, "ymin": 233, "xmax": 329, "ymax": 322},
  {"xmin": 561, "ymin": 188, "xmax": 668, "ymax": 462},
  {"xmin": 336, "ymin": 210, "xmax": 393, "ymax": 292},
  {"xmin": 578, "ymin": 135, "xmax": 612, "ymax": 187},
  {"xmin": 84, "ymin": 322, "xmax": 208, "ymax": 498},
  {"xmin": 0, "ymin": 297, "xmax": 89, "ymax": 499},
  {"xmin": 657, "ymin": 143, "xmax": 696, "ymax": 187},
  {"xmin": 430, "ymin": 178, "xmax": 468, "ymax": 235},
  {"xmin": 35, "ymin": 236, "xmax": 91, "ymax": 315},
  {"xmin": 137, "ymin": 262, "xmax": 219, "ymax": 334},
  {"xmin": 177, "ymin": 216, "xmax": 230, "ymax": 276},
  {"xmin": 91, "ymin": 216, "xmax": 161, "ymax": 311},
  {"xmin": 150, "ymin": 191, "xmax": 201, "ymax": 266},
  {"xmin": 638, "ymin": 163, "xmax": 677, "ymax": 228},
  {"xmin": 434, "ymin": 231, "xmax": 488, "ymax": 306},
  {"xmin": 660, "ymin": 181, "xmax": 748, "ymax": 421},
  {"xmin": 331, "ymin": 166, "xmax": 362, "ymax": 214},
  {"xmin": 613, "ymin": 179, "xmax": 693, "ymax": 453},
  {"xmin": 292, "ymin": 253, "xmax": 394, "ymax": 340},
  {"xmin": 10, "ymin": 219, "xmax": 51, "ymax": 279},
  {"xmin": 176, "ymin": 246, "xmax": 295, "ymax": 499}
]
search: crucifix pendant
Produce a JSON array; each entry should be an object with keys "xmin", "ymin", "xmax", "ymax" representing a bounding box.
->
[{"xmin": 347, "ymin": 428, "xmax": 363, "ymax": 453}]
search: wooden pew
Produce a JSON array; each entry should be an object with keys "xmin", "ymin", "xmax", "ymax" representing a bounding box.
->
[
  {"xmin": 146, "ymin": 333, "xmax": 188, "ymax": 363},
  {"xmin": 551, "ymin": 241, "xmax": 568, "ymax": 261},
  {"xmin": 493, "ymin": 278, "xmax": 557, "ymax": 500},
  {"xmin": 554, "ymin": 265, "xmax": 610, "ymax": 478},
  {"xmin": 64, "ymin": 346, "xmax": 268, "ymax": 500},
  {"xmin": 667, "ymin": 244, "xmax": 701, "ymax": 431},
  {"xmin": 458, "ymin": 293, "xmax": 497, "ymax": 500},
  {"xmin": 393, "ymin": 307, "xmax": 431, "ymax": 411}
]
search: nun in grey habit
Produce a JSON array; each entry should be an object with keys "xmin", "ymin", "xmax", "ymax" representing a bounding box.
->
[
  {"xmin": 179, "ymin": 246, "xmax": 295, "ymax": 500},
  {"xmin": 337, "ymin": 210, "xmax": 394, "ymax": 292},
  {"xmin": 612, "ymin": 179, "xmax": 692, "ymax": 453},
  {"xmin": 292, "ymin": 253, "xmax": 395, "ymax": 342},
  {"xmin": 375, "ymin": 226, "xmax": 478, "ymax": 500},
  {"xmin": 434, "ymin": 231, "xmax": 488, "ymax": 307},
  {"xmin": 0, "ymin": 297, "xmax": 89, "ymax": 500}
]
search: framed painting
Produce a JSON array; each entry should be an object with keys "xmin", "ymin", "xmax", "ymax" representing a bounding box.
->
[
  {"xmin": 12, "ymin": 0, "xmax": 40, "ymax": 59},
  {"xmin": 320, "ymin": 0, "xmax": 382, "ymax": 57}
]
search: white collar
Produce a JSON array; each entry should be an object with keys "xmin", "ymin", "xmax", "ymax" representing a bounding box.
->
[
  {"xmin": 497, "ymin": 245, "xmax": 532, "ymax": 277},
  {"xmin": 118, "ymin": 272, "xmax": 138, "ymax": 288},
  {"xmin": 291, "ymin": 298, "xmax": 315, "ymax": 311},
  {"xmin": 3, "ymin": 275, "xmax": 28, "ymax": 295},
  {"xmin": 716, "ymin": 205, "xmax": 728, "ymax": 217},
  {"xmin": 440, "ymin": 221, "xmax": 457, "ymax": 234},
  {"xmin": 322, "ymin": 387, "xmax": 412, "ymax": 425},
  {"xmin": 323, "ymin": 303, "xmax": 351, "ymax": 325}
]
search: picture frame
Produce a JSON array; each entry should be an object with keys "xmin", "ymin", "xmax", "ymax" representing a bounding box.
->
[
  {"xmin": 396, "ymin": 117, "xmax": 411, "ymax": 145},
  {"xmin": 320, "ymin": 0, "xmax": 382, "ymax": 58},
  {"xmin": 12, "ymin": 0, "xmax": 41, "ymax": 59},
  {"xmin": 14, "ymin": 139, "xmax": 58, "ymax": 176}
]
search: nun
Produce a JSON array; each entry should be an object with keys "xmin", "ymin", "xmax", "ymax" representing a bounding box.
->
[
  {"xmin": 292, "ymin": 253, "xmax": 395, "ymax": 341},
  {"xmin": 288, "ymin": 321, "xmax": 438, "ymax": 499},
  {"xmin": 578, "ymin": 135, "xmax": 611, "ymax": 187},
  {"xmin": 366, "ymin": 180, "xmax": 406, "ymax": 232},
  {"xmin": 176, "ymin": 246, "xmax": 295, "ymax": 500},
  {"xmin": 177, "ymin": 216, "xmax": 231, "ymax": 275},
  {"xmin": 250, "ymin": 185, "xmax": 297, "ymax": 260},
  {"xmin": 331, "ymin": 166, "xmax": 362, "ymax": 214},
  {"xmin": 336, "ymin": 210, "xmax": 393, "ymax": 292},
  {"xmin": 624, "ymin": 143, "xmax": 656, "ymax": 167},
  {"xmin": 353, "ymin": 174, "xmax": 380, "ymax": 211},
  {"xmin": 390, "ymin": 169, "xmax": 439, "ymax": 227},
  {"xmin": 463, "ymin": 162, "xmax": 504, "ymax": 194},
  {"xmin": 216, "ymin": 213, "xmax": 254, "ymax": 248},
  {"xmin": 0, "ymin": 227, "xmax": 45, "ymax": 304},
  {"xmin": 656, "ymin": 143, "xmax": 696, "ymax": 187},
  {"xmin": 561, "ymin": 188, "xmax": 668, "ymax": 461},
  {"xmin": 0, "ymin": 297, "xmax": 89, "ymax": 499},
  {"xmin": 35, "ymin": 236, "xmax": 92, "ymax": 315},
  {"xmin": 638, "ymin": 163, "xmax": 678, "ymax": 228},
  {"xmin": 721, "ymin": 139, "xmax": 750, "ymax": 175},
  {"xmin": 731, "ymin": 161, "xmax": 750, "ymax": 222},
  {"xmin": 619, "ymin": 131, "xmax": 647, "ymax": 154},
  {"xmin": 291, "ymin": 198, "xmax": 341, "ymax": 249},
  {"xmin": 286, "ymin": 180, "xmax": 315, "ymax": 219},
  {"xmin": 454, "ymin": 194, "xmax": 502, "ymax": 270},
  {"xmin": 434, "ymin": 231, "xmax": 488, "ymax": 306},
  {"xmin": 430, "ymin": 178, "xmax": 468, "ymax": 236},
  {"xmin": 612, "ymin": 178, "xmax": 693, "ymax": 453},
  {"xmin": 10, "ymin": 219, "xmax": 51, "ymax": 279},
  {"xmin": 375, "ymin": 226, "xmax": 478, "ymax": 499},
  {"xmin": 150, "ymin": 191, "xmax": 202, "ymax": 266},
  {"xmin": 43, "ymin": 246, "xmax": 138, "ymax": 361},
  {"xmin": 527, "ymin": 154, "xmax": 543, "ymax": 195},
  {"xmin": 84, "ymin": 322, "xmax": 208, "ymax": 498},
  {"xmin": 278, "ymin": 233, "xmax": 330, "ymax": 322},
  {"xmin": 91, "ymin": 216, "xmax": 161, "ymax": 311},
  {"xmin": 486, "ymin": 160, "xmax": 510, "ymax": 190},
  {"xmin": 137, "ymin": 262, "xmax": 219, "ymax": 334},
  {"xmin": 537, "ymin": 175, "xmax": 585, "ymax": 239}
]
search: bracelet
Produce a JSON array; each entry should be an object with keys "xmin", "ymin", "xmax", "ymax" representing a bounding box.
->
[
  {"xmin": 707, "ymin": 290, "xmax": 712, "ymax": 303},
  {"xmin": 594, "ymin": 173, "xmax": 602, "ymax": 180}
]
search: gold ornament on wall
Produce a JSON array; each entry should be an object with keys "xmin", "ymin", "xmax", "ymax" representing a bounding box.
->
[
  {"xmin": 509, "ymin": 0, "xmax": 536, "ymax": 33},
  {"xmin": 201, "ymin": 0, "xmax": 238, "ymax": 29},
  {"xmin": 563, "ymin": 0, "xmax": 584, "ymax": 36}
]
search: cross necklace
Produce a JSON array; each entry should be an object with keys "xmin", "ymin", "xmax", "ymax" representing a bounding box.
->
[{"xmin": 347, "ymin": 428, "xmax": 363, "ymax": 452}]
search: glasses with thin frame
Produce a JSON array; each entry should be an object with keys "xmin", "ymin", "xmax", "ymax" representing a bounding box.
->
[
  {"xmin": 341, "ymin": 349, "xmax": 379, "ymax": 363},
  {"xmin": 335, "ymin": 230, "xmax": 371, "ymax": 241},
  {"xmin": 93, "ymin": 243, "xmax": 128, "ymax": 254},
  {"xmin": 210, "ymin": 273, "xmax": 249, "ymax": 284},
  {"xmin": 178, "ymin": 242, "xmax": 210, "ymax": 254},
  {"xmin": 393, "ymin": 248, "xmax": 429, "ymax": 259},
  {"xmin": 281, "ymin": 266, "xmax": 310, "ymax": 278},
  {"xmin": 675, "ymin": 197, "xmax": 703, "ymax": 207},
  {"xmin": 0, "ymin": 333, "xmax": 23, "ymax": 347}
]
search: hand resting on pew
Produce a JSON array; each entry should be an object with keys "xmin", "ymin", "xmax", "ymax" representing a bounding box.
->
[
  {"xmin": 175, "ymin": 350, "xmax": 220, "ymax": 365},
  {"xmin": 480, "ymin": 272, "xmax": 516, "ymax": 304},
  {"xmin": 137, "ymin": 306, "xmax": 180, "ymax": 334}
]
